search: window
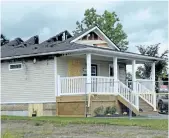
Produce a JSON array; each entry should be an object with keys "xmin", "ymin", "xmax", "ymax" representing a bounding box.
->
[
  {"xmin": 9, "ymin": 63, "xmax": 22, "ymax": 70},
  {"xmin": 82, "ymin": 64, "xmax": 98, "ymax": 76}
]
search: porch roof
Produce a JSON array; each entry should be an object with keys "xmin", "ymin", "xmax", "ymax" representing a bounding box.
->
[{"xmin": 1, "ymin": 41, "xmax": 164, "ymax": 62}]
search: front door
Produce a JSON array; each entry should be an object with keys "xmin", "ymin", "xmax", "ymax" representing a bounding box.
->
[
  {"xmin": 91, "ymin": 64, "xmax": 98, "ymax": 92},
  {"xmin": 91, "ymin": 64, "xmax": 97, "ymax": 76},
  {"xmin": 109, "ymin": 64, "xmax": 114, "ymax": 77}
]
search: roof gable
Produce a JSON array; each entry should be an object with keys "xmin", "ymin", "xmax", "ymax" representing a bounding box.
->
[{"xmin": 70, "ymin": 26, "xmax": 120, "ymax": 51}]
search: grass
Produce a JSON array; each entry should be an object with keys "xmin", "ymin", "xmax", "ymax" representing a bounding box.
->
[{"xmin": 1, "ymin": 115, "xmax": 168, "ymax": 130}]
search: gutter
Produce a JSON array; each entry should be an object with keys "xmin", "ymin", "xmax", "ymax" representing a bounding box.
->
[
  {"xmin": 0, "ymin": 48, "xmax": 87, "ymax": 60},
  {"xmin": 1, "ymin": 47, "xmax": 164, "ymax": 61}
]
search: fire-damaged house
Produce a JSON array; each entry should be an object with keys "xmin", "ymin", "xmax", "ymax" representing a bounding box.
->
[{"xmin": 1, "ymin": 26, "xmax": 163, "ymax": 117}]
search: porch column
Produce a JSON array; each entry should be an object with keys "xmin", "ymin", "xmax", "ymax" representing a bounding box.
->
[
  {"xmin": 151, "ymin": 62, "xmax": 156, "ymax": 111},
  {"xmin": 86, "ymin": 53, "xmax": 91, "ymax": 94},
  {"xmin": 132, "ymin": 60, "xmax": 139, "ymax": 109},
  {"xmin": 54, "ymin": 56, "xmax": 58, "ymax": 96},
  {"xmin": 113, "ymin": 57, "xmax": 118, "ymax": 93}
]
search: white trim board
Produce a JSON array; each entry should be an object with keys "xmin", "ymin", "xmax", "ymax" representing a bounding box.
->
[{"xmin": 54, "ymin": 56, "xmax": 57, "ymax": 96}]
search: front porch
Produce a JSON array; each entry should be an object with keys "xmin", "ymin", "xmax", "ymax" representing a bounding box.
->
[{"xmin": 55, "ymin": 52, "xmax": 157, "ymax": 116}]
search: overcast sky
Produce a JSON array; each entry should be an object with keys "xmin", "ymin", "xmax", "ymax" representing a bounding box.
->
[{"xmin": 1, "ymin": 1, "xmax": 168, "ymax": 54}]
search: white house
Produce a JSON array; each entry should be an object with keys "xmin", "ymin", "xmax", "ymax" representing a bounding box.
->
[{"xmin": 1, "ymin": 26, "xmax": 163, "ymax": 117}]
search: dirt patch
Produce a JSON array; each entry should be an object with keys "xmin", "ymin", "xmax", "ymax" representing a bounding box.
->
[{"xmin": 1, "ymin": 120, "xmax": 168, "ymax": 138}]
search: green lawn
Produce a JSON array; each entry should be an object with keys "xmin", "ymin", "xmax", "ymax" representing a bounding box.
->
[{"xmin": 1, "ymin": 115, "xmax": 168, "ymax": 130}]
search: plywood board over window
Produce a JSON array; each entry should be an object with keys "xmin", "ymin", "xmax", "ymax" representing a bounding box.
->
[{"xmin": 68, "ymin": 59, "xmax": 82, "ymax": 76}]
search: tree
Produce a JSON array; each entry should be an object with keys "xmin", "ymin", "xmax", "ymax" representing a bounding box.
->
[
  {"xmin": 1, "ymin": 34, "xmax": 9, "ymax": 46},
  {"xmin": 126, "ymin": 72, "xmax": 132, "ymax": 80},
  {"xmin": 136, "ymin": 43, "xmax": 168, "ymax": 80},
  {"xmin": 73, "ymin": 8, "xmax": 129, "ymax": 51}
]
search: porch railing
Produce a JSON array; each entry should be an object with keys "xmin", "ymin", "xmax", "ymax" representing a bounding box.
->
[
  {"xmin": 91, "ymin": 76, "xmax": 114, "ymax": 94},
  {"xmin": 60, "ymin": 76, "xmax": 86, "ymax": 95},
  {"xmin": 58, "ymin": 76, "xmax": 155, "ymax": 110},
  {"xmin": 59, "ymin": 76, "xmax": 115, "ymax": 95}
]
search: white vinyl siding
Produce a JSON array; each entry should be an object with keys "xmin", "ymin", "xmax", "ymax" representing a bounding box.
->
[
  {"xmin": 118, "ymin": 63, "xmax": 126, "ymax": 84},
  {"xmin": 1, "ymin": 59, "xmax": 55, "ymax": 103},
  {"xmin": 57, "ymin": 57, "xmax": 68, "ymax": 77}
]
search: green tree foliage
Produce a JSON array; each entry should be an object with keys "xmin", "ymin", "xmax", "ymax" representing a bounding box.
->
[
  {"xmin": 1, "ymin": 34, "xmax": 9, "ymax": 46},
  {"xmin": 136, "ymin": 43, "xmax": 168, "ymax": 80},
  {"xmin": 126, "ymin": 72, "xmax": 132, "ymax": 80},
  {"xmin": 73, "ymin": 8, "xmax": 129, "ymax": 51}
]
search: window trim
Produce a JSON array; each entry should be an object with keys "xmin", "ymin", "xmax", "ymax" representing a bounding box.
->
[
  {"xmin": 9, "ymin": 63, "xmax": 23, "ymax": 71},
  {"xmin": 82, "ymin": 63, "xmax": 99, "ymax": 76}
]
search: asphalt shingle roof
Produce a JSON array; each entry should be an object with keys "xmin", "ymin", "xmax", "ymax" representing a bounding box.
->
[
  {"xmin": 1, "ymin": 27, "xmax": 96, "ymax": 59},
  {"xmin": 1, "ymin": 26, "xmax": 163, "ymax": 61},
  {"xmin": 1, "ymin": 40, "xmax": 89, "ymax": 58}
]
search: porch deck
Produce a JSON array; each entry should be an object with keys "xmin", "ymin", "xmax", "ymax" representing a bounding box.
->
[{"xmin": 56, "ymin": 76, "xmax": 156, "ymax": 114}]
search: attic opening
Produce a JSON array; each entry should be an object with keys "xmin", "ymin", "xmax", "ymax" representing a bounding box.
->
[
  {"xmin": 81, "ymin": 32, "xmax": 102, "ymax": 40},
  {"xmin": 76, "ymin": 31, "xmax": 108, "ymax": 48}
]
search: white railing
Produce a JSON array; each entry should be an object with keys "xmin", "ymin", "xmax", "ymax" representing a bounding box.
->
[
  {"xmin": 118, "ymin": 81, "xmax": 138, "ymax": 109},
  {"xmin": 59, "ymin": 76, "xmax": 115, "ymax": 95},
  {"xmin": 58, "ymin": 76, "xmax": 155, "ymax": 111},
  {"xmin": 91, "ymin": 76, "xmax": 114, "ymax": 94},
  {"xmin": 60, "ymin": 76, "xmax": 86, "ymax": 95},
  {"xmin": 136, "ymin": 81, "xmax": 154, "ymax": 108},
  {"xmin": 136, "ymin": 79, "xmax": 153, "ymax": 91}
]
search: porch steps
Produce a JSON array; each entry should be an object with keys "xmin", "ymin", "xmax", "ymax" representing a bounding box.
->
[
  {"xmin": 139, "ymin": 97, "xmax": 158, "ymax": 116},
  {"xmin": 117, "ymin": 95, "xmax": 158, "ymax": 116},
  {"xmin": 139, "ymin": 97, "xmax": 154, "ymax": 111}
]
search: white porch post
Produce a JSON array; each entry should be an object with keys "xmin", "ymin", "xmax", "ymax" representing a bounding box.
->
[
  {"xmin": 86, "ymin": 53, "xmax": 91, "ymax": 94},
  {"xmin": 113, "ymin": 57, "xmax": 118, "ymax": 93},
  {"xmin": 132, "ymin": 60, "xmax": 139, "ymax": 109},
  {"xmin": 57, "ymin": 75, "xmax": 61, "ymax": 96},
  {"xmin": 54, "ymin": 56, "xmax": 61, "ymax": 96},
  {"xmin": 54, "ymin": 56, "xmax": 57, "ymax": 96},
  {"xmin": 151, "ymin": 62, "xmax": 156, "ymax": 111}
]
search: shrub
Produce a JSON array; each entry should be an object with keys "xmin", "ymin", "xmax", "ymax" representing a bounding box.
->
[
  {"xmin": 104, "ymin": 106, "xmax": 116, "ymax": 115},
  {"xmin": 110, "ymin": 106, "xmax": 116, "ymax": 114},
  {"xmin": 104, "ymin": 106, "xmax": 111, "ymax": 115},
  {"xmin": 94, "ymin": 106, "xmax": 104, "ymax": 116}
]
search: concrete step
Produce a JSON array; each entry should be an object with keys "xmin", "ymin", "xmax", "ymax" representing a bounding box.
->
[
  {"xmin": 139, "ymin": 107, "xmax": 153, "ymax": 111},
  {"xmin": 139, "ymin": 111, "xmax": 159, "ymax": 116}
]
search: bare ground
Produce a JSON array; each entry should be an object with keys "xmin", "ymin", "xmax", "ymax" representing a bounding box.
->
[{"xmin": 1, "ymin": 120, "xmax": 168, "ymax": 138}]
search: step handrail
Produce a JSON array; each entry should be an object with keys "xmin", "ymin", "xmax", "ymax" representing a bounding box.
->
[
  {"xmin": 118, "ymin": 81, "xmax": 139, "ymax": 110},
  {"xmin": 136, "ymin": 81, "xmax": 154, "ymax": 108}
]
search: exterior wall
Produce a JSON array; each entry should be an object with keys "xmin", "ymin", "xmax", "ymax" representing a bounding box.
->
[
  {"xmin": 1, "ymin": 58, "xmax": 55, "ymax": 103},
  {"xmin": 57, "ymin": 57, "xmax": 68, "ymax": 77},
  {"xmin": 76, "ymin": 40, "xmax": 108, "ymax": 48},
  {"xmin": 57, "ymin": 56, "xmax": 126, "ymax": 82},
  {"xmin": 118, "ymin": 63, "xmax": 127, "ymax": 84},
  {"xmin": 1, "ymin": 103, "xmax": 29, "ymax": 116},
  {"xmin": 43, "ymin": 103, "xmax": 56, "ymax": 116}
]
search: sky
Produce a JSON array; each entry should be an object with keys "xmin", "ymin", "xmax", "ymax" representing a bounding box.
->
[{"xmin": 1, "ymin": 1, "xmax": 168, "ymax": 55}]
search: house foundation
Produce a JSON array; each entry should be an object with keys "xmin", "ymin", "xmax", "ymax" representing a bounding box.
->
[
  {"xmin": 1, "ymin": 102, "xmax": 56, "ymax": 117},
  {"xmin": 56, "ymin": 94, "xmax": 123, "ymax": 117}
]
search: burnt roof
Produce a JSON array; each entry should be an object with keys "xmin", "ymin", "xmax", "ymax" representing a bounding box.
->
[
  {"xmin": 1, "ymin": 26, "xmax": 162, "ymax": 61},
  {"xmin": 3, "ymin": 38, "xmax": 23, "ymax": 47}
]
